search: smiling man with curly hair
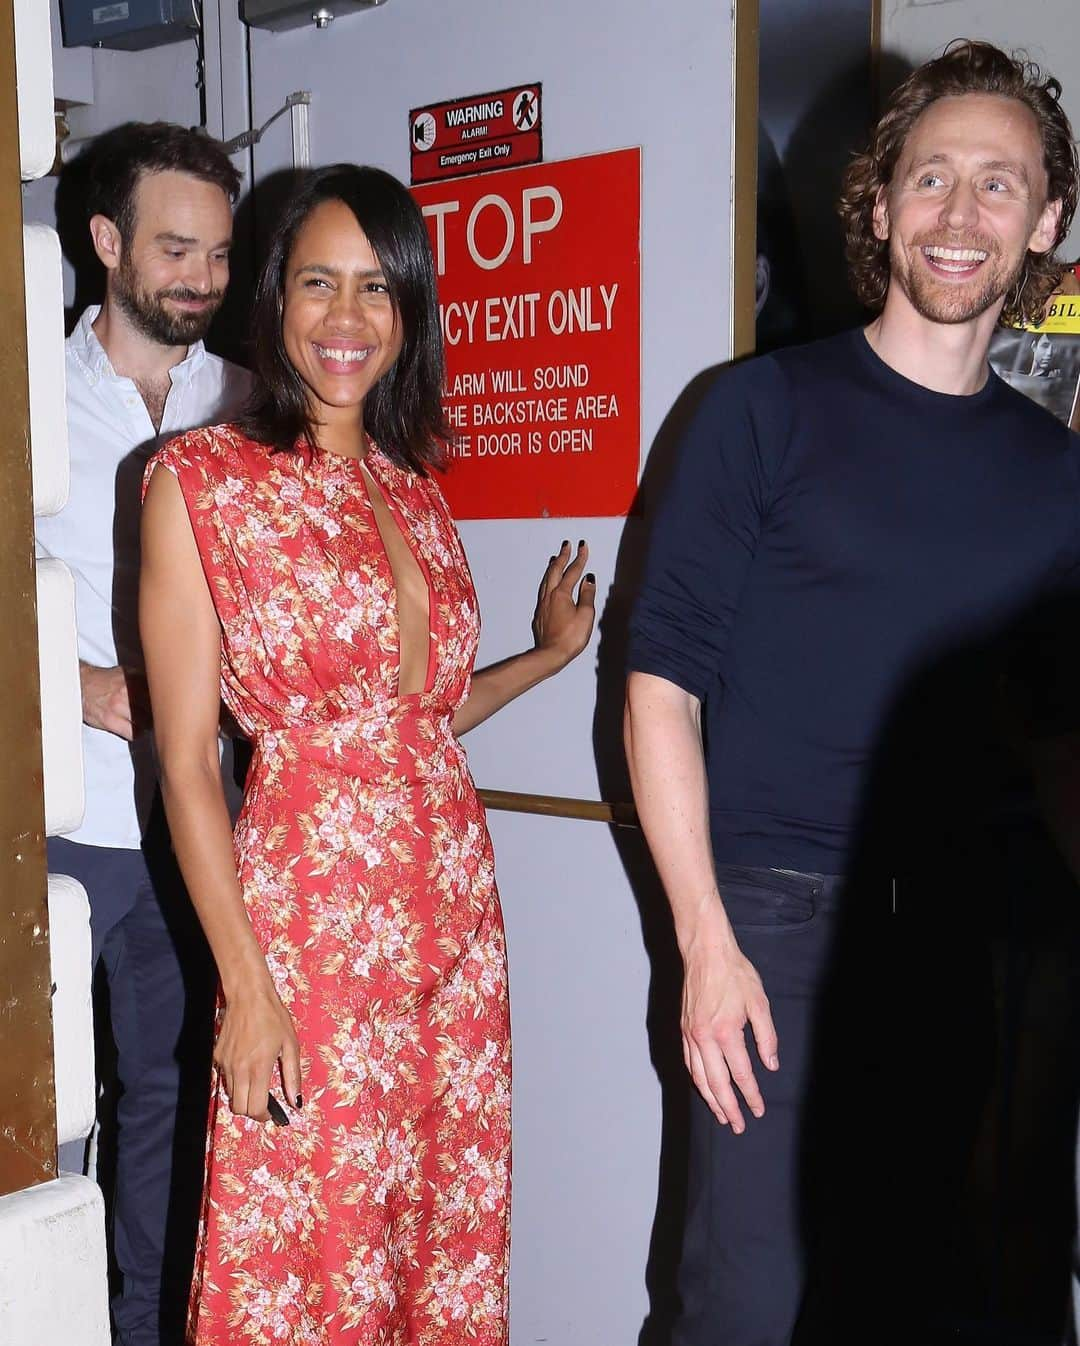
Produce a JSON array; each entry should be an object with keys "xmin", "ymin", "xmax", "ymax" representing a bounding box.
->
[{"xmin": 626, "ymin": 40, "xmax": 1080, "ymax": 1346}]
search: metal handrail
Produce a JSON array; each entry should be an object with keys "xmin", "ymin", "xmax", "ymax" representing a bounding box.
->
[{"xmin": 478, "ymin": 788, "xmax": 638, "ymax": 828}]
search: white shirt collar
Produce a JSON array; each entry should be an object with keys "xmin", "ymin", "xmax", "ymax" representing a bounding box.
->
[{"xmin": 68, "ymin": 303, "xmax": 208, "ymax": 385}]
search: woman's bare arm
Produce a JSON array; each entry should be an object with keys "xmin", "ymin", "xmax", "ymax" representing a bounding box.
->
[
  {"xmin": 140, "ymin": 466, "xmax": 301, "ymax": 1122},
  {"xmin": 453, "ymin": 541, "xmax": 596, "ymax": 736}
]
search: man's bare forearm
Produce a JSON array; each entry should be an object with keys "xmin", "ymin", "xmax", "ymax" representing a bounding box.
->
[
  {"xmin": 624, "ymin": 671, "xmax": 737, "ymax": 955},
  {"xmin": 625, "ymin": 671, "xmax": 777, "ymax": 1128}
]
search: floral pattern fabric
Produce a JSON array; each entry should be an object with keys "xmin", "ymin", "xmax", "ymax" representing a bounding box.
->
[{"xmin": 145, "ymin": 426, "xmax": 510, "ymax": 1345}]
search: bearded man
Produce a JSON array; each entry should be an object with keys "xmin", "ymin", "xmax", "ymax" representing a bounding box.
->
[
  {"xmin": 36, "ymin": 123, "xmax": 249, "ymax": 1346},
  {"xmin": 626, "ymin": 42, "xmax": 1080, "ymax": 1345}
]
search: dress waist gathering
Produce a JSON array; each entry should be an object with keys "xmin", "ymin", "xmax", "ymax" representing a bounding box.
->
[{"xmin": 249, "ymin": 699, "xmax": 469, "ymax": 789}]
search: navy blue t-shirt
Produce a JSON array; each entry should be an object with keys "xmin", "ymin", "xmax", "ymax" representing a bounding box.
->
[{"xmin": 627, "ymin": 328, "xmax": 1080, "ymax": 874}]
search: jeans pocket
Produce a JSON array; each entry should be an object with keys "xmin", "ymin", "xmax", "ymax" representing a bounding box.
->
[{"xmin": 715, "ymin": 864, "xmax": 819, "ymax": 932}]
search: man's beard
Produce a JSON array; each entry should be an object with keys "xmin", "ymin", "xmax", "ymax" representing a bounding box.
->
[
  {"xmin": 114, "ymin": 254, "xmax": 223, "ymax": 346},
  {"xmin": 896, "ymin": 231, "xmax": 1025, "ymax": 326}
]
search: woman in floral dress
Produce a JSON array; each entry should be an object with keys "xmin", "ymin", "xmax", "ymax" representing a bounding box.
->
[{"xmin": 140, "ymin": 164, "xmax": 595, "ymax": 1345}]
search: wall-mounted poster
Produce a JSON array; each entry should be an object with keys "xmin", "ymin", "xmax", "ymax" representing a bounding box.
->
[
  {"xmin": 412, "ymin": 148, "xmax": 641, "ymax": 520},
  {"xmin": 988, "ymin": 266, "xmax": 1080, "ymax": 432}
]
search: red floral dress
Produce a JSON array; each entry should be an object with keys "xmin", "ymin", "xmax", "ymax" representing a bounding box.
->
[{"xmin": 146, "ymin": 426, "xmax": 511, "ymax": 1346}]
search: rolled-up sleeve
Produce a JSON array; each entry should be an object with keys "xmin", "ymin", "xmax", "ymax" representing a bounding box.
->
[{"xmin": 627, "ymin": 358, "xmax": 791, "ymax": 700}]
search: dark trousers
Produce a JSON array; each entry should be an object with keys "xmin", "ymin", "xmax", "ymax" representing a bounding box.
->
[
  {"xmin": 673, "ymin": 864, "xmax": 995, "ymax": 1346},
  {"xmin": 49, "ymin": 809, "xmax": 214, "ymax": 1346}
]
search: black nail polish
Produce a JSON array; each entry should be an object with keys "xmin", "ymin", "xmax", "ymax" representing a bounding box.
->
[
  {"xmin": 561, "ymin": 539, "xmax": 569, "ymax": 549},
  {"xmin": 586, "ymin": 573, "xmax": 596, "ymax": 584},
  {"xmin": 266, "ymin": 1093, "xmax": 290, "ymax": 1127},
  {"xmin": 295, "ymin": 1093, "xmax": 303, "ymax": 1109},
  {"xmin": 578, "ymin": 538, "xmax": 585, "ymax": 548}
]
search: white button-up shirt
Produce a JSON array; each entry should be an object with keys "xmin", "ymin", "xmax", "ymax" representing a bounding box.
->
[{"xmin": 35, "ymin": 306, "xmax": 251, "ymax": 849}]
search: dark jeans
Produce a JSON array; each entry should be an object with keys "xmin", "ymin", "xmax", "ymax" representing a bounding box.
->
[
  {"xmin": 674, "ymin": 864, "xmax": 995, "ymax": 1346},
  {"xmin": 49, "ymin": 807, "xmax": 214, "ymax": 1346}
]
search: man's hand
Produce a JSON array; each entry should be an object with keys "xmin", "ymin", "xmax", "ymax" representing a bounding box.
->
[
  {"xmin": 680, "ymin": 907, "xmax": 779, "ymax": 1134},
  {"xmin": 80, "ymin": 662, "xmax": 147, "ymax": 739},
  {"xmin": 532, "ymin": 540, "xmax": 596, "ymax": 668}
]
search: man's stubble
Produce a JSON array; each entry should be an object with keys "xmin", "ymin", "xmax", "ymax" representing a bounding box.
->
[
  {"xmin": 113, "ymin": 249, "xmax": 223, "ymax": 348},
  {"xmin": 893, "ymin": 230, "xmax": 1026, "ymax": 327}
]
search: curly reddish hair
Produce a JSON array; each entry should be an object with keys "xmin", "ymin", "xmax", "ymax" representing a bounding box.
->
[{"xmin": 838, "ymin": 40, "xmax": 1079, "ymax": 326}]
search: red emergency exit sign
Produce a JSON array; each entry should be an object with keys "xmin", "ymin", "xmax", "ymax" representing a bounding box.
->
[{"xmin": 410, "ymin": 84, "xmax": 542, "ymax": 185}]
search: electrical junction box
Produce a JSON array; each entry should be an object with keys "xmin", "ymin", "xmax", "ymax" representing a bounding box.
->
[
  {"xmin": 241, "ymin": 0, "xmax": 388, "ymax": 33},
  {"xmin": 59, "ymin": 0, "xmax": 197, "ymax": 49}
]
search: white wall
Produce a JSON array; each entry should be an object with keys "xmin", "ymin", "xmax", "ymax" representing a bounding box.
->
[
  {"xmin": 65, "ymin": 39, "xmax": 201, "ymax": 137},
  {"xmin": 241, "ymin": 4, "xmax": 734, "ymax": 1341},
  {"xmin": 882, "ymin": 0, "xmax": 1080, "ymax": 257},
  {"xmin": 47, "ymin": 0, "xmax": 91, "ymax": 103}
]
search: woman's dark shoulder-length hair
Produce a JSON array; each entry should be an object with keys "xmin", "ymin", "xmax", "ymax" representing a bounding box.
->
[
  {"xmin": 837, "ymin": 40, "xmax": 1079, "ymax": 328},
  {"xmin": 240, "ymin": 163, "xmax": 449, "ymax": 474}
]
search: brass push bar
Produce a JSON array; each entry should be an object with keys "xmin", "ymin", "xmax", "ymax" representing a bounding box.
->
[{"xmin": 478, "ymin": 788, "xmax": 638, "ymax": 829}]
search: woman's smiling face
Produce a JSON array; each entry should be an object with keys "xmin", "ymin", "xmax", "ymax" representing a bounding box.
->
[{"xmin": 282, "ymin": 198, "xmax": 404, "ymax": 444}]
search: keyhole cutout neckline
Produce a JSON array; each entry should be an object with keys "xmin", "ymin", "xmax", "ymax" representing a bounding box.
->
[{"xmin": 355, "ymin": 454, "xmax": 436, "ymax": 699}]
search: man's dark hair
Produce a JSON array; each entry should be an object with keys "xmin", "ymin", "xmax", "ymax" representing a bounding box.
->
[
  {"xmin": 240, "ymin": 163, "xmax": 449, "ymax": 476},
  {"xmin": 838, "ymin": 40, "xmax": 1079, "ymax": 327},
  {"xmin": 81, "ymin": 121, "xmax": 241, "ymax": 244}
]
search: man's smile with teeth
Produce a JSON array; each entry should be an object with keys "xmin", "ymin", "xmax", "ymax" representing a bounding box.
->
[
  {"xmin": 921, "ymin": 245, "xmax": 989, "ymax": 267},
  {"xmin": 314, "ymin": 344, "xmax": 371, "ymax": 362}
]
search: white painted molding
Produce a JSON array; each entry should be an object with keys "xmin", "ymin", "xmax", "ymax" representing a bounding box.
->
[
  {"xmin": 13, "ymin": 0, "xmax": 56, "ymax": 182},
  {"xmin": 24, "ymin": 224, "xmax": 70, "ymax": 518},
  {"xmin": 48, "ymin": 874, "xmax": 95, "ymax": 1146},
  {"xmin": 35, "ymin": 559, "xmax": 85, "ymax": 837},
  {"xmin": 0, "ymin": 1175, "xmax": 109, "ymax": 1345}
]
